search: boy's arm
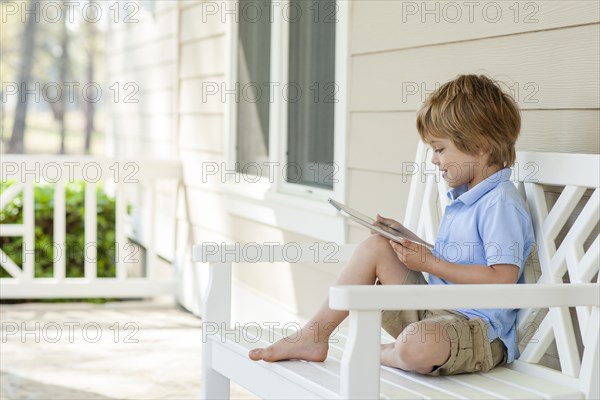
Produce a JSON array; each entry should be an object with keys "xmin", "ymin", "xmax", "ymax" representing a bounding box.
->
[
  {"xmin": 429, "ymin": 259, "xmax": 518, "ymax": 284},
  {"xmin": 390, "ymin": 239, "xmax": 519, "ymax": 284}
]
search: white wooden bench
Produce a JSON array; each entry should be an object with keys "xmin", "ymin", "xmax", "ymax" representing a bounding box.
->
[{"xmin": 193, "ymin": 143, "xmax": 600, "ymax": 399}]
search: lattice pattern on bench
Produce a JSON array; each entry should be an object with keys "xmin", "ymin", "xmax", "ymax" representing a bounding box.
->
[{"xmin": 516, "ymin": 159, "xmax": 599, "ymax": 393}]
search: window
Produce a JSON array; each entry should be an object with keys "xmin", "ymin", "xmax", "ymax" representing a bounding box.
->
[
  {"xmin": 286, "ymin": 0, "xmax": 336, "ymax": 189},
  {"xmin": 236, "ymin": 4, "xmax": 271, "ymax": 177},
  {"xmin": 233, "ymin": 0, "xmax": 337, "ymax": 190}
]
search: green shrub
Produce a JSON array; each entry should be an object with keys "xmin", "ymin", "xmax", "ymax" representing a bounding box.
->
[{"xmin": 0, "ymin": 181, "xmax": 117, "ymax": 279}]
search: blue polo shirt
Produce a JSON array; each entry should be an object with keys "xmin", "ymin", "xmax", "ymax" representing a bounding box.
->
[{"xmin": 429, "ymin": 168, "xmax": 534, "ymax": 363}]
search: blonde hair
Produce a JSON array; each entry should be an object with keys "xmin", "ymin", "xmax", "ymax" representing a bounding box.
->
[{"xmin": 416, "ymin": 74, "xmax": 521, "ymax": 167}]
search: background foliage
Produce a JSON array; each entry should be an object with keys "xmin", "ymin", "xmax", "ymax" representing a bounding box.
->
[{"xmin": 0, "ymin": 181, "xmax": 117, "ymax": 279}]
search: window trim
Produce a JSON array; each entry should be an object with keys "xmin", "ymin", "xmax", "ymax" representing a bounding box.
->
[{"xmin": 223, "ymin": 0, "xmax": 348, "ymax": 242}]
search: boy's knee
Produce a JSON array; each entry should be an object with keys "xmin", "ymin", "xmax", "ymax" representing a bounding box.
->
[
  {"xmin": 396, "ymin": 322, "xmax": 446, "ymax": 373},
  {"xmin": 395, "ymin": 340, "xmax": 431, "ymax": 373},
  {"xmin": 360, "ymin": 234, "xmax": 393, "ymax": 253},
  {"xmin": 395, "ymin": 323, "xmax": 426, "ymax": 366}
]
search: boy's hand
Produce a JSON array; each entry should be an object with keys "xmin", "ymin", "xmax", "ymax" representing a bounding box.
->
[
  {"xmin": 371, "ymin": 214, "xmax": 396, "ymax": 235},
  {"xmin": 374, "ymin": 214, "xmax": 403, "ymax": 231},
  {"xmin": 373, "ymin": 214, "xmax": 423, "ymax": 243},
  {"xmin": 389, "ymin": 239, "xmax": 436, "ymax": 273}
]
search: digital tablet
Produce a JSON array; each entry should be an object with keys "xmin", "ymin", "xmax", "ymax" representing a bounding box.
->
[{"xmin": 328, "ymin": 198, "xmax": 434, "ymax": 250}]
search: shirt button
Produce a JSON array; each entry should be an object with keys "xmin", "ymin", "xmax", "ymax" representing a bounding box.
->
[{"xmin": 446, "ymin": 214, "xmax": 452, "ymax": 219}]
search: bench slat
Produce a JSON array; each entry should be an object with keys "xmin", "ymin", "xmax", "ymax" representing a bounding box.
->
[
  {"xmin": 576, "ymin": 236, "xmax": 599, "ymax": 283},
  {"xmin": 243, "ymin": 329, "xmax": 476, "ymax": 399},
  {"xmin": 331, "ymin": 329, "xmax": 581, "ymax": 399},
  {"xmin": 261, "ymin": 329, "xmax": 433, "ymax": 399},
  {"xmin": 520, "ymin": 316, "xmax": 555, "ymax": 363},
  {"xmin": 326, "ymin": 331, "xmax": 496, "ymax": 399},
  {"xmin": 484, "ymin": 368, "xmax": 583, "ymax": 399},
  {"xmin": 542, "ymin": 186, "xmax": 586, "ymax": 242},
  {"xmin": 224, "ymin": 329, "xmax": 431, "ymax": 399},
  {"xmin": 445, "ymin": 374, "xmax": 534, "ymax": 399},
  {"xmin": 314, "ymin": 363, "xmax": 436, "ymax": 399},
  {"xmin": 514, "ymin": 152, "xmax": 600, "ymax": 188},
  {"xmin": 225, "ymin": 327, "xmax": 581, "ymax": 399},
  {"xmin": 509, "ymin": 360, "xmax": 582, "ymax": 393},
  {"xmin": 210, "ymin": 337, "xmax": 339, "ymax": 399},
  {"xmin": 328, "ymin": 329, "xmax": 570, "ymax": 400}
]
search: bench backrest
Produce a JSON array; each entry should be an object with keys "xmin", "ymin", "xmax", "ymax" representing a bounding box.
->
[{"xmin": 404, "ymin": 141, "xmax": 599, "ymax": 394}]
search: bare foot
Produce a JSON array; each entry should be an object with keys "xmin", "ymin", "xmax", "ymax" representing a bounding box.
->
[{"xmin": 248, "ymin": 329, "xmax": 329, "ymax": 362}]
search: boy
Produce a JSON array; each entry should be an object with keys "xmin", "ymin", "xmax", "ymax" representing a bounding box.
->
[{"xmin": 249, "ymin": 74, "xmax": 535, "ymax": 376}]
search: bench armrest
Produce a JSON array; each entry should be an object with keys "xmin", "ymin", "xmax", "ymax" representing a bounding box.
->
[{"xmin": 329, "ymin": 283, "xmax": 600, "ymax": 310}]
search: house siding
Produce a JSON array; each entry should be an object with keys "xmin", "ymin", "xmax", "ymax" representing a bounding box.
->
[
  {"xmin": 105, "ymin": 1, "xmax": 180, "ymax": 260},
  {"xmin": 106, "ymin": 1, "xmax": 178, "ymax": 158}
]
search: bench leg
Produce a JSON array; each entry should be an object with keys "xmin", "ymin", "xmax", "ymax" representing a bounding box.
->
[
  {"xmin": 341, "ymin": 310, "xmax": 382, "ymax": 399},
  {"xmin": 201, "ymin": 261, "xmax": 232, "ymax": 399},
  {"xmin": 202, "ymin": 340, "xmax": 230, "ymax": 399}
]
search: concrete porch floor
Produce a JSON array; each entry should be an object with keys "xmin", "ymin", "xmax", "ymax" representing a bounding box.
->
[{"xmin": 0, "ymin": 299, "xmax": 257, "ymax": 399}]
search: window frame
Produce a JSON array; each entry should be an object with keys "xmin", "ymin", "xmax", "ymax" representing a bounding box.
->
[{"xmin": 223, "ymin": 0, "xmax": 348, "ymax": 242}]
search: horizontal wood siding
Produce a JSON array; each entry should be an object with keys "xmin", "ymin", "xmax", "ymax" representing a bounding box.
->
[
  {"xmin": 106, "ymin": 2, "xmax": 178, "ymax": 158},
  {"xmin": 351, "ymin": 25, "xmax": 599, "ymax": 112},
  {"xmin": 351, "ymin": 1, "xmax": 599, "ymax": 54}
]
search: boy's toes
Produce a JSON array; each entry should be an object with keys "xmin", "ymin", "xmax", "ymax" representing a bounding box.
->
[
  {"xmin": 248, "ymin": 348, "xmax": 265, "ymax": 361},
  {"xmin": 249, "ymin": 348, "xmax": 276, "ymax": 361}
]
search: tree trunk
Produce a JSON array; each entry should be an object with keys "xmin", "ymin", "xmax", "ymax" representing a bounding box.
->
[
  {"xmin": 8, "ymin": 0, "xmax": 39, "ymax": 154},
  {"xmin": 84, "ymin": 54, "xmax": 94, "ymax": 154},
  {"xmin": 58, "ymin": 14, "xmax": 69, "ymax": 154},
  {"xmin": 83, "ymin": 13, "xmax": 97, "ymax": 154}
]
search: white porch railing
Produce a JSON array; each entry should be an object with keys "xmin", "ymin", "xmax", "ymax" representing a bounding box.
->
[{"xmin": 0, "ymin": 155, "xmax": 181, "ymax": 299}]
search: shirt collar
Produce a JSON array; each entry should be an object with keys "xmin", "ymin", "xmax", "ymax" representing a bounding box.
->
[{"xmin": 446, "ymin": 168, "xmax": 512, "ymax": 206}]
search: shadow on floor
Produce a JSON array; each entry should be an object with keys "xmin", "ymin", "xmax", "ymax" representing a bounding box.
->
[{"xmin": 1, "ymin": 371, "xmax": 114, "ymax": 400}]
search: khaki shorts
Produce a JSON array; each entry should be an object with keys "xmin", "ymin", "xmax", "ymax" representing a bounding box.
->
[{"xmin": 380, "ymin": 271, "xmax": 508, "ymax": 376}]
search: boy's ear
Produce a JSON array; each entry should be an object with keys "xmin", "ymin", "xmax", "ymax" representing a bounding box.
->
[
  {"xmin": 477, "ymin": 150, "xmax": 492, "ymax": 165},
  {"xmin": 476, "ymin": 145, "xmax": 490, "ymax": 158}
]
